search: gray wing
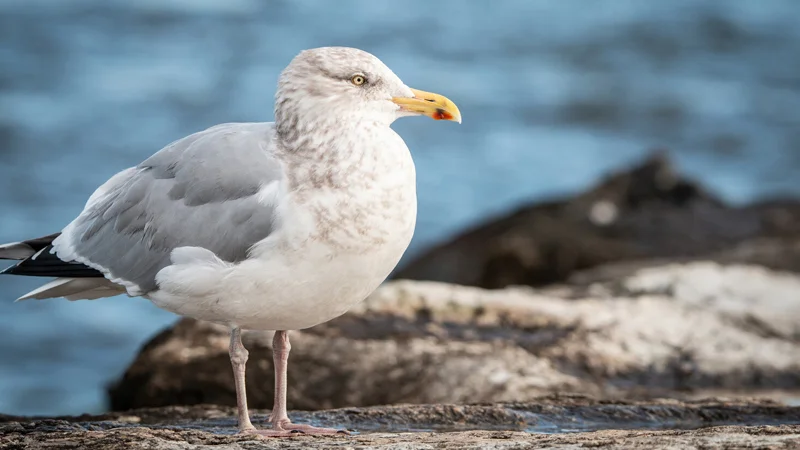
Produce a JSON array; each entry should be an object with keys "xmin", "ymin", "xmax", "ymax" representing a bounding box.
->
[{"xmin": 53, "ymin": 122, "xmax": 282, "ymax": 295}]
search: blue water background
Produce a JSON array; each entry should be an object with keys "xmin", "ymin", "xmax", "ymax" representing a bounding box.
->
[{"xmin": 1, "ymin": 0, "xmax": 799, "ymax": 415}]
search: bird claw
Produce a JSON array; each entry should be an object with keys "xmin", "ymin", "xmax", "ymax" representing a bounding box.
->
[
  {"xmin": 240, "ymin": 428, "xmax": 300, "ymax": 438},
  {"xmin": 280, "ymin": 422, "xmax": 348, "ymax": 435},
  {"xmin": 239, "ymin": 423, "xmax": 349, "ymax": 438}
]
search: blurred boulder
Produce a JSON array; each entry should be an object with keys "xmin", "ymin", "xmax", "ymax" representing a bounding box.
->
[
  {"xmin": 394, "ymin": 151, "xmax": 800, "ymax": 289},
  {"xmin": 109, "ymin": 261, "xmax": 800, "ymax": 411}
]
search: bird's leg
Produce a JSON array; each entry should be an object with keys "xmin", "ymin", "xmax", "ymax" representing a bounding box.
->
[
  {"xmin": 267, "ymin": 330, "xmax": 346, "ymax": 435},
  {"xmin": 229, "ymin": 329, "xmax": 344, "ymax": 437},
  {"xmin": 230, "ymin": 328, "xmax": 301, "ymax": 437},
  {"xmin": 229, "ymin": 327, "xmax": 255, "ymax": 432},
  {"xmin": 267, "ymin": 330, "xmax": 291, "ymax": 426}
]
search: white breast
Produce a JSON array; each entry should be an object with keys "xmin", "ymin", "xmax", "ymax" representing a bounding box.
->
[{"xmin": 149, "ymin": 126, "xmax": 417, "ymax": 331}]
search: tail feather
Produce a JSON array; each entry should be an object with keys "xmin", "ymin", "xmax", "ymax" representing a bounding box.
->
[
  {"xmin": 17, "ymin": 277, "xmax": 124, "ymax": 301},
  {"xmin": 0, "ymin": 242, "xmax": 37, "ymax": 260},
  {"xmin": 0, "ymin": 233, "xmax": 61, "ymax": 260}
]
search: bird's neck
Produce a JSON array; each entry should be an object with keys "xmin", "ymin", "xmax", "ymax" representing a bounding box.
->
[
  {"xmin": 274, "ymin": 116, "xmax": 417, "ymax": 254},
  {"xmin": 275, "ymin": 117, "xmax": 411, "ymax": 194}
]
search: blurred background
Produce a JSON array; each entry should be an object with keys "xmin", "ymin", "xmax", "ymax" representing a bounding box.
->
[{"xmin": 1, "ymin": 0, "xmax": 799, "ymax": 416}]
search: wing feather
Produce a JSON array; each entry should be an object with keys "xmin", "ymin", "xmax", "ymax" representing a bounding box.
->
[{"xmin": 52, "ymin": 122, "xmax": 283, "ymax": 296}]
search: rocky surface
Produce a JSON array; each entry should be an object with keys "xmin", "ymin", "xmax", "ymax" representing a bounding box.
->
[
  {"xmin": 3, "ymin": 400, "xmax": 800, "ymax": 449},
  {"xmin": 394, "ymin": 152, "xmax": 800, "ymax": 289},
  {"xmin": 109, "ymin": 261, "xmax": 800, "ymax": 411}
]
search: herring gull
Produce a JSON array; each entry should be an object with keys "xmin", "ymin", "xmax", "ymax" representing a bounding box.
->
[{"xmin": 0, "ymin": 47, "xmax": 461, "ymax": 436}]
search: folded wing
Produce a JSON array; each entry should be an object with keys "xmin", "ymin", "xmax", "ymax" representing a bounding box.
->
[{"xmin": 4, "ymin": 122, "xmax": 283, "ymax": 299}]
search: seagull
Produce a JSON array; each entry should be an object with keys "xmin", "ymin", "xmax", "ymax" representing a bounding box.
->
[{"xmin": 0, "ymin": 47, "xmax": 461, "ymax": 436}]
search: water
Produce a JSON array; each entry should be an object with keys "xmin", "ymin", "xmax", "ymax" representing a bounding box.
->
[{"xmin": 0, "ymin": 0, "xmax": 799, "ymax": 416}]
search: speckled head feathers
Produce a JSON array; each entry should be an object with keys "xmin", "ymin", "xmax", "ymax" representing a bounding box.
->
[{"xmin": 274, "ymin": 47, "xmax": 413, "ymax": 136}]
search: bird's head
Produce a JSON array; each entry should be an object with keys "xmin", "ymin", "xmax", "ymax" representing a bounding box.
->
[{"xmin": 275, "ymin": 47, "xmax": 461, "ymax": 132}]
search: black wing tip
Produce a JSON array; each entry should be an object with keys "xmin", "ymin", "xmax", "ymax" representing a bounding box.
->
[
  {"xmin": 25, "ymin": 233, "xmax": 62, "ymax": 250},
  {"xmin": 1, "ymin": 244, "xmax": 104, "ymax": 278}
]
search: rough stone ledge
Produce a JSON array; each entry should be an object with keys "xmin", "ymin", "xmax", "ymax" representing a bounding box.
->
[{"xmin": 3, "ymin": 398, "xmax": 800, "ymax": 449}]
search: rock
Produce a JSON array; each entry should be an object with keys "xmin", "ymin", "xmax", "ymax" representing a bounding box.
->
[
  {"xmin": 394, "ymin": 151, "xmax": 800, "ymax": 289},
  {"xmin": 3, "ymin": 401, "xmax": 800, "ymax": 449},
  {"xmin": 109, "ymin": 261, "xmax": 800, "ymax": 412}
]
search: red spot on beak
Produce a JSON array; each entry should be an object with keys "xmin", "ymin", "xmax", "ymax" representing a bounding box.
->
[{"xmin": 432, "ymin": 109, "xmax": 453, "ymax": 121}]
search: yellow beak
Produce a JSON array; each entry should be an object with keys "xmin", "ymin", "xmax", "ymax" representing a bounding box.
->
[{"xmin": 392, "ymin": 88, "xmax": 462, "ymax": 124}]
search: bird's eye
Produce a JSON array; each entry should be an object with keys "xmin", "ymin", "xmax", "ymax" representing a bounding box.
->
[{"xmin": 350, "ymin": 74, "xmax": 367, "ymax": 86}]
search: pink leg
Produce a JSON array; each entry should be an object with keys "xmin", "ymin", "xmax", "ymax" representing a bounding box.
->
[
  {"xmin": 228, "ymin": 327, "xmax": 256, "ymax": 432},
  {"xmin": 230, "ymin": 328, "xmax": 300, "ymax": 437},
  {"xmin": 230, "ymin": 328, "xmax": 346, "ymax": 437},
  {"xmin": 265, "ymin": 330, "xmax": 347, "ymax": 435}
]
